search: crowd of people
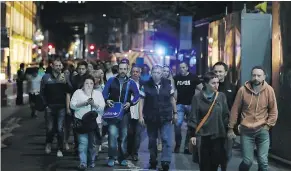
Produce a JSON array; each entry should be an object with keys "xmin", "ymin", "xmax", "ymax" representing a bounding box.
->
[{"xmin": 20, "ymin": 57, "xmax": 278, "ymax": 171}]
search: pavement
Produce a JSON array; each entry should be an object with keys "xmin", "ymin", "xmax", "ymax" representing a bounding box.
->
[{"xmin": 1, "ymin": 105, "xmax": 291, "ymax": 171}]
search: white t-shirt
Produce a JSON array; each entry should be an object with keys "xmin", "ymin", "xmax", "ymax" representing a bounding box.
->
[
  {"xmin": 130, "ymin": 80, "xmax": 140, "ymax": 120},
  {"xmin": 28, "ymin": 75, "xmax": 42, "ymax": 94},
  {"xmin": 70, "ymin": 89, "xmax": 105, "ymax": 121}
]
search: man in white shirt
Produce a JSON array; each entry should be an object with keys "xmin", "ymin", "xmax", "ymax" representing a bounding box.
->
[
  {"xmin": 127, "ymin": 65, "xmax": 143, "ymax": 161},
  {"xmin": 27, "ymin": 68, "xmax": 42, "ymax": 118}
]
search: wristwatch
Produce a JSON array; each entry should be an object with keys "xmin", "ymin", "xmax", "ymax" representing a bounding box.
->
[{"xmin": 173, "ymin": 112, "xmax": 178, "ymax": 115}]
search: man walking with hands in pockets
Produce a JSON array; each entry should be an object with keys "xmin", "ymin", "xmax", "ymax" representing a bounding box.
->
[{"xmin": 227, "ymin": 66, "xmax": 278, "ymax": 171}]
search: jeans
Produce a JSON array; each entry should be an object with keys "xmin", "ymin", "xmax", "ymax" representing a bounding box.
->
[
  {"xmin": 108, "ymin": 114, "xmax": 129, "ymax": 161},
  {"xmin": 147, "ymin": 121, "xmax": 173, "ymax": 163},
  {"xmin": 239, "ymin": 126, "xmax": 270, "ymax": 171},
  {"xmin": 45, "ymin": 107, "xmax": 65, "ymax": 150},
  {"xmin": 175, "ymin": 104, "xmax": 191, "ymax": 148},
  {"xmin": 127, "ymin": 119, "xmax": 142, "ymax": 156},
  {"xmin": 78, "ymin": 132, "xmax": 97, "ymax": 167}
]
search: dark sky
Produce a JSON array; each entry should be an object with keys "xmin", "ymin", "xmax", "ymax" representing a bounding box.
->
[{"xmin": 40, "ymin": 1, "xmax": 258, "ymax": 51}]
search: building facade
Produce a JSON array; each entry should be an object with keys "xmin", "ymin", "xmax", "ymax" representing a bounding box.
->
[{"xmin": 1, "ymin": 1, "xmax": 37, "ymax": 79}]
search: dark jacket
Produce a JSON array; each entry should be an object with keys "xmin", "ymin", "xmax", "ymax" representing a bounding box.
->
[
  {"xmin": 218, "ymin": 79, "xmax": 237, "ymax": 110},
  {"xmin": 40, "ymin": 73, "xmax": 69, "ymax": 108},
  {"xmin": 70, "ymin": 73, "xmax": 89, "ymax": 94},
  {"xmin": 188, "ymin": 92, "xmax": 229, "ymax": 139},
  {"xmin": 102, "ymin": 75, "xmax": 139, "ymax": 110},
  {"xmin": 141, "ymin": 78, "xmax": 174, "ymax": 123}
]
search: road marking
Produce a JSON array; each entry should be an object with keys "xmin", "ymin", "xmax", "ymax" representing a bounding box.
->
[
  {"xmin": 1, "ymin": 117, "xmax": 22, "ymax": 148},
  {"xmin": 127, "ymin": 160, "xmax": 141, "ymax": 169}
]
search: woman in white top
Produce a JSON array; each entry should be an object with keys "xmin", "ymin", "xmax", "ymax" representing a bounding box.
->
[{"xmin": 70, "ymin": 75, "xmax": 105, "ymax": 170}]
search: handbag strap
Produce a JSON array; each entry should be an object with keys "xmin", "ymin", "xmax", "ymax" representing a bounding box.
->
[
  {"xmin": 123, "ymin": 81, "xmax": 131, "ymax": 104},
  {"xmin": 195, "ymin": 91, "xmax": 219, "ymax": 134},
  {"xmin": 90, "ymin": 90, "xmax": 93, "ymax": 111}
]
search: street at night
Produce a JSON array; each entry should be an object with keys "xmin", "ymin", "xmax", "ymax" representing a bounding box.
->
[
  {"xmin": 2, "ymin": 1, "xmax": 291, "ymax": 171},
  {"xmin": 1, "ymin": 107, "xmax": 290, "ymax": 171}
]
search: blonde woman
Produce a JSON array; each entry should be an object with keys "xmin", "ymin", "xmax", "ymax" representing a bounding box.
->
[{"xmin": 91, "ymin": 70, "xmax": 105, "ymax": 152}]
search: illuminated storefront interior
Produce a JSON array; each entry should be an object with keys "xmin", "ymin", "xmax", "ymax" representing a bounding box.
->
[{"xmin": 3, "ymin": 1, "xmax": 36, "ymax": 79}]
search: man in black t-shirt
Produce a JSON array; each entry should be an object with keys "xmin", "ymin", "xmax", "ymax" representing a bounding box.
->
[{"xmin": 173, "ymin": 62, "xmax": 203, "ymax": 154}]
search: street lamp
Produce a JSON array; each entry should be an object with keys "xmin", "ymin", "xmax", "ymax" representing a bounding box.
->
[
  {"xmin": 103, "ymin": 14, "xmax": 106, "ymax": 17},
  {"xmin": 156, "ymin": 46, "xmax": 166, "ymax": 65},
  {"xmin": 156, "ymin": 47, "xmax": 165, "ymax": 56}
]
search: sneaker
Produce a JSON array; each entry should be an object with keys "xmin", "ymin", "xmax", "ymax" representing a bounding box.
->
[
  {"xmin": 132, "ymin": 155, "xmax": 139, "ymax": 161},
  {"xmin": 78, "ymin": 164, "xmax": 87, "ymax": 171},
  {"xmin": 184, "ymin": 149, "xmax": 191, "ymax": 155},
  {"xmin": 107, "ymin": 159, "xmax": 115, "ymax": 167},
  {"xmin": 57, "ymin": 150, "xmax": 63, "ymax": 157},
  {"xmin": 65, "ymin": 143, "xmax": 70, "ymax": 151},
  {"xmin": 45, "ymin": 143, "xmax": 51, "ymax": 154},
  {"xmin": 88, "ymin": 163, "xmax": 95, "ymax": 168},
  {"xmin": 161, "ymin": 161, "xmax": 170, "ymax": 171},
  {"xmin": 120, "ymin": 160, "xmax": 128, "ymax": 166}
]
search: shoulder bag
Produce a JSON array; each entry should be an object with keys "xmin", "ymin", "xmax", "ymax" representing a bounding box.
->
[{"xmin": 102, "ymin": 81, "xmax": 131, "ymax": 121}]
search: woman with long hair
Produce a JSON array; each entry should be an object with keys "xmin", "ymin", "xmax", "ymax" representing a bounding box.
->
[
  {"xmin": 188, "ymin": 72, "xmax": 229, "ymax": 171},
  {"xmin": 91, "ymin": 70, "xmax": 105, "ymax": 152},
  {"xmin": 70, "ymin": 75, "xmax": 105, "ymax": 170}
]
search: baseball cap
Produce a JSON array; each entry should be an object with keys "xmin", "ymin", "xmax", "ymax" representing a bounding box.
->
[{"xmin": 119, "ymin": 58, "xmax": 129, "ymax": 65}]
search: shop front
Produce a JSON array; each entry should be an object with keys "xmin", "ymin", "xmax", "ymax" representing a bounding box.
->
[{"xmin": 1, "ymin": 1, "xmax": 37, "ymax": 80}]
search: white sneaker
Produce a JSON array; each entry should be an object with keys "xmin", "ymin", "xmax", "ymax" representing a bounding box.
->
[
  {"xmin": 65, "ymin": 143, "xmax": 70, "ymax": 151},
  {"xmin": 45, "ymin": 144, "xmax": 51, "ymax": 154},
  {"xmin": 57, "ymin": 150, "xmax": 63, "ymax": 157},
  {"xmin": 158, "ymin": 143, "xmax": 162, "ymax": 151}
]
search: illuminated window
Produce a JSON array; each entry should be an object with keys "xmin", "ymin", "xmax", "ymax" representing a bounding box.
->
[
  {"xmin": 20, "ymin": 12, "xmax": 24, "ymax": 35},
  {"xmin": 25, "ymin": 18, "xmax": 29, "ymax": 37},
  {"xmin": 33, "ymin": 3, "xmax": 36, "ymax": 14},
  {"xmin": 6, "ymin": 13, "xmax": 10, "ymax": 28}
]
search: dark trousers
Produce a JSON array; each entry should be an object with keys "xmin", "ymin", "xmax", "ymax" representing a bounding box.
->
[
  {"xmin": 16, "ymin": 81, "xmax": 23, "ymax": 105},
  {"xmin": 45, "ymin": 107, "xmax": 65, "ymax": 151},
  {"xmin": 29, "ymin": 93, "xmax": 38, "ymax": 116},
  {"xmin": 147, "ymin": 121, "xmax": 173, "ymax": 164},
  {"xmin": 199, "ymin": 136, "xmax": 227, "ymax": 171},
  {"xmin": 64, "ymin": 114, "xmax": 79, "ymax": 150},
  {"xmin": 127, "ymin": 119, "xmax": 142, "ymax": 156}
]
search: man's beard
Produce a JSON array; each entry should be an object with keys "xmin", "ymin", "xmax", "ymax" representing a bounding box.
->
[
  {"xmin": 252, "ymin": 80, "xmax": 262, "ymax": 86},
  {"xmin": 53, "ymin": 69, "xmax": 61, "ymax": 74},
  {"xmin": 120, "ymin": 73, "xmax": 126, "ymax": 77}
]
